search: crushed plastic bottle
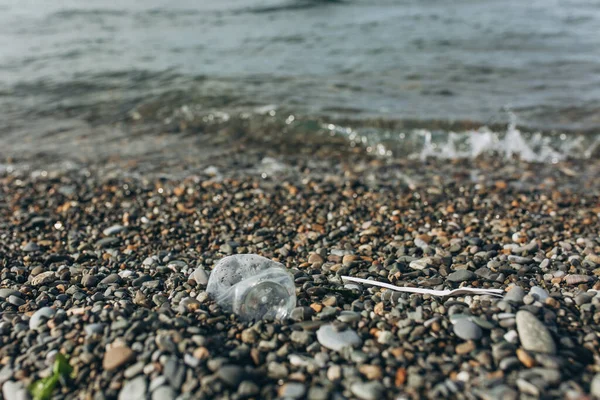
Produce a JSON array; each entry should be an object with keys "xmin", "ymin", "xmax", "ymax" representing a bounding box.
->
[{"xmin": 206, "ymin": 254, "xmax": 296, "ymax": 321}]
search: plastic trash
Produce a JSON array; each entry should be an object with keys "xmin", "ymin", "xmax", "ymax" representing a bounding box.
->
[
  {"xmin": 342, "ymin": 276, "xmax": 504, "ymax": 297},
  {"xmin": 206, "ymin": 254, "xmax": 296, "ymax": 321}
]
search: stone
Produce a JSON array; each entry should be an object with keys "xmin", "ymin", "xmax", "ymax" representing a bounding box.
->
[
  {"xmin": 103, "ymin": 346, "xmax": 135, "ymax": 371},
  {"xmin": 96, "ymin": 237, "xmax": 120, "ymax": 249},
  {"xmin": 590, "ymin": 373, "xmax": 600, "ymax": 398},
  {"xmin": 152, "ymin": 386, "xmax": 176, "ymax": 400},
  {"xmin": 2, "ymin": 380, "xmax": 28, "ymax": 400},
  {"xmin": 22, "ymin": 242, "xmax": 40, "ymax": 252},
  {"xmin": 516, "ymin": 311, "xmax": 556, "ymax": 354},
  {"xmin": 84, "ymin": 323, "xmax": 105, "ymax": 336},
  {"xmin": 192, "ymin": 267, "xmax": 209, "ymax": 285},
  {"xmin": 453, "ymin": 319, "xmax": 482, "ymax": 340},
  {"xmin": 529, "ymin": 286, "xmax": 549, "ymax": 302},
  {"xmin": 0, "ymin": 289, "xmax": 21, "ymax": 299},
  {"xmin": 103, "ymin": 224, "xmax": 125, "ymax": 236},
  {"xmin": 238, "ymin": 381, "xmax": 260, "ymax": 397},
  {"xmin": 316, "ymin": 324, "xmax": 362, "ymax": 351},
  {"xmin": 118, "ymin": 376, "xmax": 147, "ymax": 400},
  {"xmin": 29, "ymin": 307, "xmax": 56, "ymax": 330},
  {"xmin": 7, "ymin": 295, "xmax": 25, "ymax": 306},
  {"xmin": 31, "ymin": 271, "xmax": 56, "ymax": 286},
  {"xmin": 447, "ymin": 270, "xmax": 475, "ymax": 283},
  {"xmin": 218, "ymin": 365, "xmax": 245, "ymax": 387},
  {"xmin": 278, "ymin": 382, "xmax": 306, "ymax": 399},
  {"xmin": 504, "ymin": 286, "xmax": 525, "ymax": 303},
  {"xmin": 163, "ymin": 357, "xmax": 185, "ymax": 390},
  {"xmin": 350, "ymin": 381, "xmax": 384, "ymax": 400}
]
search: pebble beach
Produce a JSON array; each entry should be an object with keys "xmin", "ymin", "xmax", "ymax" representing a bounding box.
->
[{"xmin": 1, "ymin": 128, "xmax": 600, "ymax": 400}]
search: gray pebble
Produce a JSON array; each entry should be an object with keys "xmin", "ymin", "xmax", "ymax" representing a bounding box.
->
[
  {"xmin": 351, "ymin": 381, "xmax": 384, "ymax": 400},
  {"xmin": 218, "ymin": 365, "xmax": 245, "ymax": 387},
  {"xmin": 516, "ymin": 310, "xmax": 556, "ymax": 354},
  {"xmin": 22, "ymin": 242, "xmax": 40, "ymax": 252},
  {"xmin": 84, "ymin": 323, "xmax": 105, "ymax": 336},
  {"xmin": 453, "ymin": 319, "xmax": 482, "ymax": 340},
  {"xmin": 0, "ymin": 289, "xmax": 21, "ymax": 300},
  {"xmin": 7, "ymin": 295, "xmax": 25, "ymax": 307},
  {"xmin": 529, "ymin": 286, "xmax": 549, "ymax": 301},
  {"xmin": 279, "ymin": 382, "xmax": 306, "ymax": 399},
  {"xmin": 504, "ymin": 286, "xmax": 525, "ymax": 303},
  {"xmin": 163, "ymin": 358, "xmax": 185, "ymax": 390},
  {"xmin": 316, "ymin": 324, "xmax": 362, "ymax": 351},
  {"xmin": 152, "ymin": 386, "xmax": 176, "ymax": 400},
  {"xmin": 103, "ymin": 224, "xmax": 125, "ymax": 236},
  {"xmin": 192, "ymin": 267, "xmax": 209, "ymax": 285},
  {"xmin": 118, "ymin": 376, "xmax": 147, "ymax": 400},
  {"xmin": 2, "ymin": 380, "xmax": 28, "ymax": 400},
  {"xmin": 446, "ymin": 270, "xmax": 475, "ymax": 283},
  {"xmin": 29, "ymin": 307, "xmax": 56, "ymax": 330},
  {"xmin": 591, "ymin": 373, "xmax": 600, "ymax": 398}
]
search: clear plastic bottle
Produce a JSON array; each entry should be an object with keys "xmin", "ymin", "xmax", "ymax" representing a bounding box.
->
[{"xmin": 206, "ymin": 254, "xmax": 296, "ymax": 321}]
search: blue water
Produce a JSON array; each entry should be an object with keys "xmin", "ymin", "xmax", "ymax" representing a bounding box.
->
[{"xmin": 1, "ymin": 0, "xmax": 600, "ymax": 142}]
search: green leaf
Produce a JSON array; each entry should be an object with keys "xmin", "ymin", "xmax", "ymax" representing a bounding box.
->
[
  {"xmin": 29, "ymin": 375, "xmax": 58, "ymax": 400},
  {"xmin": 53, "ymin": 353, "xmax": 73, "ymax": 377},
  {"xmin": 29, "ymin": 353, "xmax": 73, "ymax": 400}
]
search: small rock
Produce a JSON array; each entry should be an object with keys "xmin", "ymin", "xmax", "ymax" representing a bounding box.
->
[
  {"xmin": 152, "ymin": 386, "xmax": 176, "ymax": 400},
  {"xmin": 218, "ymin": 365, "xmax": 245, "ymax": 387},
  {"xmin": 0, "ymin": 289, "xmax": 21, "ymax": 299},
  {"xmin": 278, "ymin": 382, "xmax": 306, "ymax": 399},
  {"xmin": 7, "ymin": 295, "xmax": 25, "ymax": 307},
  {"xmin": 504, "ymin": 286, "xmax": 525, "ymax": 303},
  {"xmin": 447, "ymin": 270, "xmax": 475, "ymax": 283},
  {"xmin": 31, "ymin": 271, "xmax": 56, "ymax": 286},
  {"xmin": 316, "ymin": 324, "xmax": 362, "ymax": 351},
  {"xmin": 118, "ymin": 376, "xmax": 147, "ymax": 400},
  {"xmin": 22, "ymin": 242, "xmax": 40, "ymax": 252},
  {"xmin": 84, "ymin": 323, "xmax": 105, "ymax": 336},
  {"xmin": 529, "ymin": 286, "xmax": 549, "ymax": 302},
  {"xmin": 516, "ymin": 311, "xmax": 556, "ymax": 354},
  {"xmin": 103, "ymin": 346, "xmax": 135, "ymax": 371},
  {"xmin": 2, "ymin": 380, "xmax": 28, "ymax": 400},
  {"xmin": 103, "ymin": 224, "xmax": 125, "ymax": 236},
  {"xmin": 453, "ymin": 319, "xmax": 482, "ymax": 340},
  {"xmin": 192, "ymin": 267, "xmax": 209, "ymax": 285},
  {"xmin": 590, "ymin": 373, "xmax": 600, "ymax": 398},
  {"xmin": 350, "ymin": 381, "xmax": 384, "ymax": 400},
  {"xmin": 29, "ymin": 307, "xmax": 56, "ymax": 330},
  {"xmin": 163, "ymin": 358, "xmax": 185, "ymax": 390}
]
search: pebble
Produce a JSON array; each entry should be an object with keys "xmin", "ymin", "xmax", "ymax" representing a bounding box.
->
[
  {"xmin": 192, "ymin": 267, "xmax": 209, "ymax": 285},
  {"xmin": 31, "ymin": 271, "xmax": 56, "ymax": 286},
  {"xmin": 218, "ymin": 365, "xmax": 246, "ymax": 387},
  {"xmin": 0, "ymin": 289, "xmax": 21, "ymax": 299},
  {"xmin": 2, "ymin": 380, "xmax": 28, "ymax": 400},
  {"xmin": 278, "ymin": 382, "xmax": 306, "ymax": 399},
  {"xmin": 516, "ymin": 311, "xmax": 556, "ymax": 354},
  {"xmin": 453, "ymin": 319, "xmax": 482, "ymax": 340},
  {"xmin": 103, "ymin": 346, "xmax": 135, "ymax": 371},
  {"xmin": 84, "ymin": 323, "xmax": 105, "ymax": 336},
  {"xmin": 351, "ymin": 381, "xmax": 384, "ymax": 400},
  {"xmin": 163, "ymin": 358, "xmax": 186, "ymax": 390},
  {"xmin": 103, "ymin": 224, "xmax": 126, "ymax": 236},
  {"xmin": 118, "ymin": 376, "xmax": 148, "ymax": 400},
  {"xmin": 446, "ymin": 270, "xmax": 475, "ymax": 283},
  {"xmin": 22, "ymin": 242, "xmax": 40, "ymax": 252},
  {"xmin": 316, "ymin": 324, "xmax": 362, "ymax": 351},
  {"xmin": 29, "ymin": 307, "xmax": 56, "ymax": 330},
  {"xmin": 591, "ymin": 373, "xmax": 600, "ymax": 398},
  {"xmin": 152, "ymin": 386, "xmax": 176, "ymax": 400},
  {"xmin": 504, "ymin": 286, "xmax": 525, "ymax": 303},
  {"xmin": 7, "ymin": 295, "xmax": 25, "ymax": 306},
  {"xmin": 529, "ymin": 286, "xmax": 549, "ymax": 301}
]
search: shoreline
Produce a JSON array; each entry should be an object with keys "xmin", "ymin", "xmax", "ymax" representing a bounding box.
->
[{"xmin": 1, "ymin": 148, "xmax": 600, "ymax": 399}]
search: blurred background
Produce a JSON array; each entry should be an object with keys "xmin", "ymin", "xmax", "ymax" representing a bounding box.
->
[{"xmin": 1, "ymin": 0, "xmax": 599, "ymax": 162}]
